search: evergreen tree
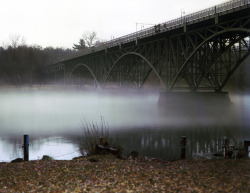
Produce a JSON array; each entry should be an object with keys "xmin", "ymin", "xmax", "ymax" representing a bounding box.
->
[{"xmin": 73, "ymin": 39, "xmax": 86, "ymax": 50}]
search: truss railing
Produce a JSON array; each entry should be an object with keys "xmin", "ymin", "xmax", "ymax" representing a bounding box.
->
[{"xmin": 51, "ymin": 0, "xmax": 250, "ymax": 65}]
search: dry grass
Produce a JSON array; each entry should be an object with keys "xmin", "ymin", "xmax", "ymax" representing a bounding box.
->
[{"xmin": 78, "ymin": 117, "xmax": 109, "ymax": 155}]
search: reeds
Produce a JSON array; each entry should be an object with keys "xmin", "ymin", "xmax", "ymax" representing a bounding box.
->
[{"xmin": 78, "ymin": 117, "xmax": 109, "ymax": 155}]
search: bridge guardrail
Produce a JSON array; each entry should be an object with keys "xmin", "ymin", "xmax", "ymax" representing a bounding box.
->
[{"xmin": 50, "ymin": 0, "xmax": 249, "ymax": 67}]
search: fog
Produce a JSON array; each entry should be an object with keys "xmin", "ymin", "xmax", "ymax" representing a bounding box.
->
[
  {"xmin": 0, "ymin": 87, "xmax": 249, "ymax": 161},
  {"xmin": 0, "ymin": 87, "xmax": 249, "ymax": 136},
  {"xmin": 0, "ymin": 88, "xmax": 160, "ymax": 135}
]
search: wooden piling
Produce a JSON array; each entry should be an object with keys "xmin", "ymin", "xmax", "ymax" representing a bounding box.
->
[
  {"xmin": 223, "ymin": 137, "xmax": 228, "ymax": 159},
  {"xmin": 180, "ymin": 136, "xmax": 186, "ymax": 159},
  {"xmin": 24, "ymin": 135, "xmax": 29, "ymax": 161}
]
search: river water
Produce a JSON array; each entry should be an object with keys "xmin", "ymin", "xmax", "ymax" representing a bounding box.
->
[{"xmin": 0, "ymin": 87, "xmax": 249, "ymax": 161}]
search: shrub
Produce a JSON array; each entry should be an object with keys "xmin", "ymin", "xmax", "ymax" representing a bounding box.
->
[{"xmin": 78, "ymin": 117, "xmax": 109, "ymax": 155}]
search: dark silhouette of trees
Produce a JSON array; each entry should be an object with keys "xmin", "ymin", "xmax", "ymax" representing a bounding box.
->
[
  {"xmin": 43, "ymin": 47, "xmax": 77, "ymax": 65},
  {"xmin": 0, "ymin": 46, "xmax": 79, "ymax": 85},
  {"xmin": 0, "ymin": 35, "xmax": 77, "ymax": 86},
  {"xmin": 73, "ymin": 39, "xmax": 86, "ymax": 50},
  {"xmin": 0, "ymin": 45, "xmax": 47, "ymax": 85}
]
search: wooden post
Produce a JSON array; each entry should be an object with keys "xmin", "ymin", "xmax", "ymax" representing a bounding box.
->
[
  {"xmin": 244, "ymin": 141, "xmax": 250, "ymax": 156},
  {"xmin": 224, "ymin": 137, "xmax": 228, "ymax": 159},
  {"xmin": 24, "ymin": 135, "xmax": 29, "ymax": 161},
  {"xmin": 180, "ymin": 136, "xmax": 186, "ymax": 159}
]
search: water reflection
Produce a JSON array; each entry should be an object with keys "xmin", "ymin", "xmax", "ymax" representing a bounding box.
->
[
  {"xmin": 0, "ymin": 136, "xmax": 23, "ymax": 161},
  {"xmin": 106, "ymin": 125, "xmax": 249, "ymax": 160},
  {"xmin": 0, "ymin": 88, "xmax": 249, "ymax": 161},
  {"xmin": 0, "ymin": 135, "xmax": 80, "ymax": 162},
  {"xmin": 1, "ymin": 124, "xmax": 249, "ymax": 162}
]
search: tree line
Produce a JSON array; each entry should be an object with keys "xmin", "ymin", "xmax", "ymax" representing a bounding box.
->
[
  {"xmin": 0, "ymin": 44, "xmax": 76, "ymax": 86},
  {"xmin": 0, "ymin": 32, "xmax": 100, "ymax": 86}
]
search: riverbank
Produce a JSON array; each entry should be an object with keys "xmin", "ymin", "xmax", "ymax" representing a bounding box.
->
[{"xmin": 0, "ymin": 155, "xmax": 249, "ymax": 192}]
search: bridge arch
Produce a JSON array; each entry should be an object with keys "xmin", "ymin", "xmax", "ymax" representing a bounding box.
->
[
  {"xmin": 102, "ymin": 52, "xmax": 166, "ymax": 89},
  {"xmin": 170, "ymin": 28, "xmax": 250, "ymax": 91},
  {"xmin": 68, "ymin": 63, "xmax": 100, "ymax": 88}
]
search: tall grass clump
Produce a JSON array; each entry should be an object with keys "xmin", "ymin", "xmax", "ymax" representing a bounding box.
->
[{"xmin": 78, "ymin": 117, "xmax": 110, "ymax": 155}]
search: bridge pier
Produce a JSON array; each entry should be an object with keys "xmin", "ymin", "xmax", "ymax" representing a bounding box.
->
[{"xmin": 158, "ymin": 91, "xmax": 231, "ymax": 113}]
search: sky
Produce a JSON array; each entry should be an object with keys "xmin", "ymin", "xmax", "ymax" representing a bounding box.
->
[{"xmin": 1, "ymin": 0, "xmax": 230, "ymax": 49}]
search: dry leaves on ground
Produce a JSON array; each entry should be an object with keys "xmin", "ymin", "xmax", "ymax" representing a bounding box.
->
[{"xmin": 0, "ymin": 155, "xmax": 249, "ymax": 192}]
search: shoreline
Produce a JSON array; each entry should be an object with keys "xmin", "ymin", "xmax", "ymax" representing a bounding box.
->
[{"xmin": 0, "ymin": 154, "xmax": 249, "ymax": 192}]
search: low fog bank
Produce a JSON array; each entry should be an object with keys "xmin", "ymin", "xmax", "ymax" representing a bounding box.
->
[
  {"xmin": 0, "ymin": 88, "xmax": 159, "ymax": 135},
  {"xmin": 0, "ymin": 88, "xmax": 249, "ymax": 136}
]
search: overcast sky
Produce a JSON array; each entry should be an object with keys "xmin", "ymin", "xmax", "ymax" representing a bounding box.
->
[{"xmin": 1, "ymin": 0, "xmax": 229, "ymax": 49}]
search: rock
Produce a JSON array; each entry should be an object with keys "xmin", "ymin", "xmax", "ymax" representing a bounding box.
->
[
  {"xmin": 236, "ymin": 148, "xmax": 247, "ymax": 158},
  {"xmin": 95, "ymin": 145, "xmax": 106, "ymax": 154},
  {"xmin": 88, "ymin": 158, "xmax": 99, "ymax": 162},
  {"xmin": 95, "ymin": 145, "xmax": 121, "ymax": 158},
  {"xmin": 130, "ymin": 151, "xmax": 139, "ymax": 159},
  {"xmin": 73, "ymin": 156, "xmax": 84, "ymax": 160},
  {"xmin": 11, "ymin": 158, "xmax": 23, "ymax": 163},
  {"xmin": 42, "ymin": 155, "xmax": 53, "ymax": 160}
]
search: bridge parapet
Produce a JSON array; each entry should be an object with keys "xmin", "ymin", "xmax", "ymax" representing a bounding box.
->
[
  {"xmin": 46, "ymin": 0, "xmax": 250, "ymax": 92},
  {"xmin": 50, "ymin": 0, "xmax": 250, "ymax": 65}
]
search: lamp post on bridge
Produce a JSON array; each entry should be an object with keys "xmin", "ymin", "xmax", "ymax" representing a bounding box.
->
[
  {"xmin": 181, "ymin": 8, "xmax": 185, "ymax": 24},
  {"xmin": 136, "ymin": 23, "xmax": 155, "ymax": 36}
]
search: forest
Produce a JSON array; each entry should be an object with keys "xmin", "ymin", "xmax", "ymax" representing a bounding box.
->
[
  {"xmin": 0, "ymin": 33, "xmax": 98, "ymax": 86},
  {"xmin": 0, "ymin": 45, "xmax": 76, "ymax": 85}
]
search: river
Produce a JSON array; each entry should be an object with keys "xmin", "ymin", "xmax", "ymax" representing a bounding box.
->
[{"xmin": 0, "ymin": 87, "xmax": 249, "ymax": 161}]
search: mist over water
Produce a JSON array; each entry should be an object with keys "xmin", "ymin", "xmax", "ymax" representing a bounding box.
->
[
  {"xmin": 0, "ymin": 88, "xmax": 160, "ymax": 135},
  {"xmin": 0, "ymin": 88, "xmax": 249, "ymax": 134},
  {"xmin": 0, "ymin": 87, "xmax": 249, "ymax": 161}
]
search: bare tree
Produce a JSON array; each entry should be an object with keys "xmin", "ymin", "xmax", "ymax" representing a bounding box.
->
[
  {"xmin": 82, "ymin": 31, "xmax": 98, "ymax": 47},
  {"xmin": 73, "ymin": 31, "xmax": 101, "ymax": 50},
  {"xmin": 9, "ymin": 34, "xmax": 26, "ymax": 48}
]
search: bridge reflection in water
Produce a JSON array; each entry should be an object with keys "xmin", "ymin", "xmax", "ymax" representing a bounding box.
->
[{"xmin": 1, "ymin": 124, "xmax": 249, "ymax": 161}]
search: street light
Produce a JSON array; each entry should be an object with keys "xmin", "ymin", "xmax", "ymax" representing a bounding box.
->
[
  {"xmin": 136, "ymin": 23, "xmax": 155, "ymax": 34},
  {"xmin": 181, "ymin": 9, "xmax": 185, "ymax": 24}
]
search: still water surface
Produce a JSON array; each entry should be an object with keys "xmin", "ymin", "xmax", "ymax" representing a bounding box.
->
[{"xmin": 0, "ymin": 87, "xmax": 249, "ymax": 161}]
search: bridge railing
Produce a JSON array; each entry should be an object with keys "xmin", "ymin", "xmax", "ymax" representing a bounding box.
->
[
  {"xmin": 53, "ymin": 0, "xmax": 249, "ymax": 65},
  {"xmin": 217, "ymin": 0, "xmax": 249, "ymax": 12}
]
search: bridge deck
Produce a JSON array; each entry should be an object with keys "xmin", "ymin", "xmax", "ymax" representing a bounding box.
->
[
  {"xmin": 46, "ymin": 0, "xmax": 250, "ymax": 92},
  {"xmin": 49, "ymin": 0, "xmax": 250, "ymax": 67}
]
